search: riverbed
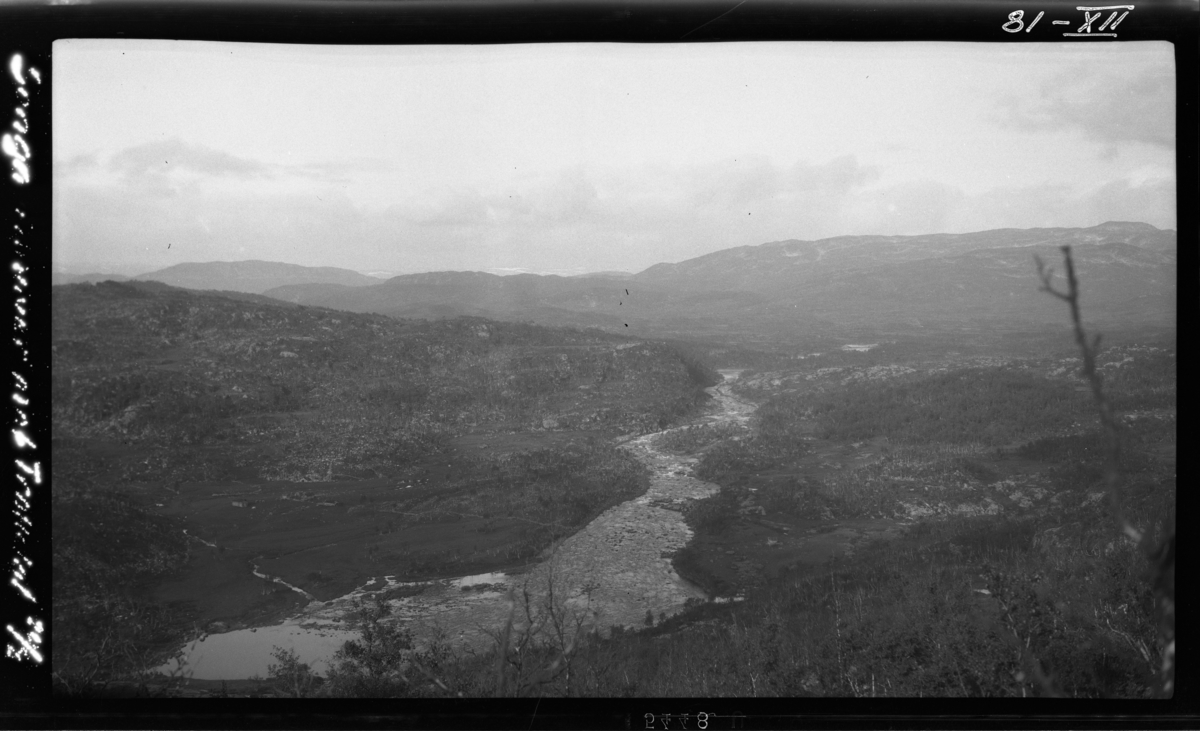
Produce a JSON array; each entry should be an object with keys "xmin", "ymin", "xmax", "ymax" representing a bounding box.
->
[{"xmin": 160, "ymin": 370, "xmax": 755, "ymax": 681}]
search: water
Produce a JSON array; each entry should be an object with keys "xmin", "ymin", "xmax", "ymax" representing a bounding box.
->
[
  {"xmin": 252, "ymin": 564, "xmax": 316, "ymax": 601},
  {"xmin": 157, "ymin": 569, "xmax": 517, "ymax": 680},
  {"xmin": 158, "ymin": 620, "xmax": 356, "ymax": 680},
  {"xmin": 182, "ymin": 529, "xmax": 217, "ymax": 549},
  {"xmin": 161, "ymin": 371, "xmax": 757, "ymax": 680}
]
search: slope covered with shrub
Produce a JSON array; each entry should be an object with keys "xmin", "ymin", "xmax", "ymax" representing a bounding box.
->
[
  {"xmin": 698, "ymin": 352, "xmax": 1172, "ymax": 488},
  {"xmin": 51, "ymin": 281, "xmax": 719, "ymax": 693},
  {"xmin": 53, "ymin": 280, "xmax": 718, "ymax": 483},
  {"xmin": 242, "ymin": 495, "xmax": 1171, "ymax": 699}
]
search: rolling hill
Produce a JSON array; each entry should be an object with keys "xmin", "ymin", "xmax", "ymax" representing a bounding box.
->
[
  {"xmin": 265, "ymin": 272, "xmax": 676, "ymax": 331},
  {"xmin": 132, "ymin": 260, "xmax": 385, "ymax": 294},
  {"xmin": 52, "ymin": 272, "xmax": 131, "ymax": 286},
  {"xmin": 51, "ymin": 279, "xmax": 718, "ymax": 481},
  {"xmin": 633, "ymin": 221, "xmax": 1175, "ymax": 294},
  {"xmin": 258, "ymin": 222, "xmax": 1176, "ymax": 340}
]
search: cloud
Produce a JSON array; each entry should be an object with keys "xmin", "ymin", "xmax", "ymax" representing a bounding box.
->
[
  {"xmin": 109, "ymin": 138, "xmax": 271, "ymax": 179},
  {"xmin": 293, "ymin": 158, "xmax": 396, "ymax": 183},
  {"xmin": 1082, "ymin": 176, "xmax": 1176, "ymax": 228},
  {"xmin": 54, "ymin": 141, "xmax": 1175, "ymax": 278},
  {"xmin": 427, "ymin": 156, "xmax": 884, "ymax": 266},
  {"xmin": 55, "ymin": 182, "xmax": 371, "ymax": 272},
  {"xmin": 680, "ymin": 155, "xmax": 880, "ymax": 210},
  {"xmin": 939, "ymin": 177, "xmax": 1176, "ymax": 233},
  {"xmin": 945, "ymin": 182, "xmax": 1078, "ymax": 231},
  {"xmin": 532, "ymin": 167, "xmax": 600, "ymax": 223},
  {"xmin": 997, "ymin": 65, "xmax": 1175, "ymax": 149},
  {"xmin": 388, "ymin": 188, "xmax": 491, "ymax": 227},
  {"xmin": 57, "ymin": 152, "xmax": 98, "ymax": 175},
  {"xmin": 847, "ymin": 179, "xmax": 967, "ymax": 235}
]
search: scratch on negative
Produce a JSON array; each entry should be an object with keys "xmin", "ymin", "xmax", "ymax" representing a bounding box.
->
[{"xmin": 681, "ymin": 0, "xmax": 749, "ymax": 39}]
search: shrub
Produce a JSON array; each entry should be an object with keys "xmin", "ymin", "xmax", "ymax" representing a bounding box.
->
[
  {"xmin": 685, "ymin": 488, "xmax": 741, "ymax": 534},
  {"xmin": 805, "ymin": 368, "xmax": 1092, "ymax": 446},
  {"xmin": 267, "ymin": 646, "xmax": 318, "ymax": 698},
  {"xmin": 323, "ymin": 596, "xmax": 414, "ymax": 697}
]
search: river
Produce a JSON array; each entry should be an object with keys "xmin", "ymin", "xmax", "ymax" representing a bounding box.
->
[{"xmin": 159, "ymin": 369, "xmax": 755, "ymax": 681}]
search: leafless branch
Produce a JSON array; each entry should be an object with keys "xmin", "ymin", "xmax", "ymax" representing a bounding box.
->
[
  {"xmin": 493, "ymin": 590, "xmax": 515, "ymax": 696},
  {"xmin": 483, "ymin": 566, "xmax": 595, "ymax": 697},
  {"xmin": 1036, "ymin": 246, "xmax": 1139, "ymax": 543},
  {"xmin": 1036, "ymin": 245, "xmax": 1174, "ymax": 697},
  {"xmin": 408, "ymin": 658, "xmax": 461, "ymax": 697}
]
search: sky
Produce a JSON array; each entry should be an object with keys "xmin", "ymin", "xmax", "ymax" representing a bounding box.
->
[{"xmin": 53, "ymin": 40, "xmax": 1177, "ymax": 277}]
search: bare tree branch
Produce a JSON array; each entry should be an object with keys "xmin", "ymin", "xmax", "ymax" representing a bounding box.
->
[
  {"xmin": 1037, "ymin": 246, "xmax": 1139, "ymax": 543},
  {"xmin": 1036, "ymin": 245, "xmax": 1174, "ymax": 697}
]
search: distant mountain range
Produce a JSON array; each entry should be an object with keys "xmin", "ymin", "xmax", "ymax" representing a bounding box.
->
[
  {"xmin": 115, "ymin": 260, "xmax": 383, "ymax": 293},
  {"xmin": 263, "ymin": 222, "xmax": 1176, "ymax": 338},
  {"xmin": 52, "ymin": 272, "xmax": 131, "ymax": 286},
  {"xmin": 66, "ymin": 222, "xmax": 1175, "ymax": 341},
  {"xmin": 263, "ymin": 270, "xmax": 663, "ymax": 331},
  {"xmin": 634, "ymin": 221, "xmax": 1175, "ymax": 296},
  {"xmin": 51, "ymin": 261, "xmax": 384, "ymax": 291}
]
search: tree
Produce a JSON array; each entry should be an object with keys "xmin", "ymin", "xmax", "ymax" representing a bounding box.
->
[
  {"xmin": 267, "ymin": 646, "xmax": 317, "ymax": 698},
  {"xmin": 324, "ymin": 596, "xmax": 414, "ymax": 697},
  {"xmin": 1036, "ymin": 246, "xmax": 1175, "ymax": 698},
  {"xmin": 485, "ymin": 567, "xmax": 595, "ymax": 697}
]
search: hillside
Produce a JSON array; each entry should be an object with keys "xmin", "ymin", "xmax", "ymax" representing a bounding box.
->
[
  {"xmin": 259, "ymin": 223, "xmax": 1176, "ymax": 342},
  {"xmin": 265, "ymin": 272, "xmax": 678, "ymax": 331},
  {"xmin": 52, "ymin": 280, "xmax": 717, "ymax": 483},
  {"xmin": 52, "ymin": 272, "xmax": 131, "ymax": 286},
  {"xmin": 757, "ymin": 240, "xmax": 1176, "ymax": 328},
  {"xmin": 132, "ymin": 260, "xmax": 384, "ymax": 294},
  {"xmin": 634, "ymin": 221, "xmax": 1175, "ymax": 293},
  {"xmin": 51, "ymin": 280, "xmax": 722, "ymax": 686}
]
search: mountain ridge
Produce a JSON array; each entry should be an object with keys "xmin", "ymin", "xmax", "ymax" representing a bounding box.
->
[
  {"xmin": 53, "ymin": 272, "xmax": 132, "ymax": 286},
  {"xmin": 130, "ymin": 259, "xmax": 385, "ymax": 294},
  {"xmin": 258, "ymin": 222, "xmax": 1176, "ymax": 339},
  {"xmin": 633, "ymin": 222, "xmax": 1176, "ymax": 293},
  {"xmin": 65, "ymin": 222, "xmax": 1174, "ymax": 341}
]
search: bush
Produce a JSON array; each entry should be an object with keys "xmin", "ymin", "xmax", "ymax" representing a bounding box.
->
[
  {"xmin": 267, "ymin": 646, "xmax": 318, "ymax": 698},
  {"xmin": 323, "ymin": 596, "xmax": 415, "ymax": 697},
  {"xmin": 52, "ymin": 487, "xmax": 191, "ymax": 695},
  {"xmin": 695, "ymin": 440, "xmax": 779, "ymax": 480},
  {"xmin": 685, "ymin": 488, "xmax": 741, "ymax": 534},
  {"xmin": 805, "ymin": 368, "xmax": 1092, "ymax": 446}
]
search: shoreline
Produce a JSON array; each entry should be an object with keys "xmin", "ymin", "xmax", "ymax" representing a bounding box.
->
[{"xmin": 157, "ymin": 371, "xmax": 755, "ymax": 682}]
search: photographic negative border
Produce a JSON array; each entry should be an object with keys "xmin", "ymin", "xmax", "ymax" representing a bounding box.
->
[{"xmin": 2, "ymin": 0, "xmax": 1194, "ymax": 727}]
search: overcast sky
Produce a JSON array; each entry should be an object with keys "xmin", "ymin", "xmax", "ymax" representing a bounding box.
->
[{"xmin": 53, "ymin": 40, "xmax": 1176, "ymax": 277}]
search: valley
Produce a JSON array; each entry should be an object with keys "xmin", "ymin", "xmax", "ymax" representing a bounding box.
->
[
  {"xmin": 43, "ymin": 31, "xmax": 1182, "ymax": 705},
  {"xmin": 50, "ymin": 225, "xmax": 1176, "ymax": 698},
  {"xmin": 156, "ymin": 370, "xmax": 751, "ymax": 680}
]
